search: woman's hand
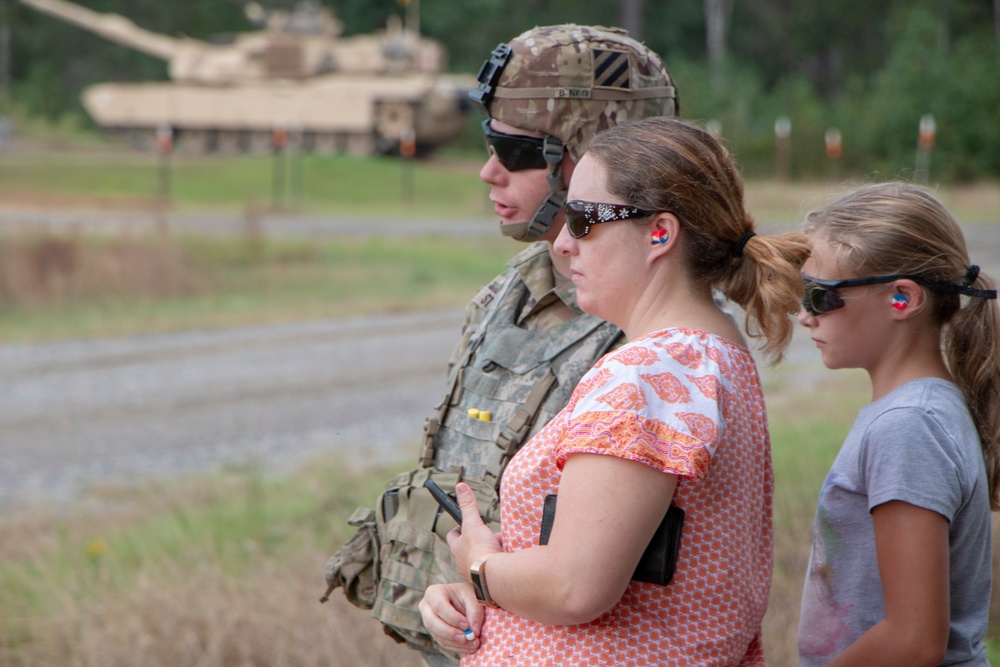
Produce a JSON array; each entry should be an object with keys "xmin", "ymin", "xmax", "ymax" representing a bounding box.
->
[
  {"xmin": 418, "ymin": 582, "xmax": 484, "ymax": 655},
  {"xmin": 447, "ymin": 482, "xmax": 503, "ymax": 575}
]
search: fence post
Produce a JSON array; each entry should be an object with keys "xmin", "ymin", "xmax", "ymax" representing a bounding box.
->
[
  {"xmin": 156, "ymin": 124, "xmax": 173, "ymax": 202},
  {"xmin": 824, "ymin": 127, "xmax": 842, "ymax": 180},
  {"xmin": 400, "ymin": 126, "xmax": 416, "ymax": 204},
  {"xmin": 774, "ymin": 116, "xmax": 791, "ymax": 182},
  {"xmin": 915, "ymin": 114, "xmax": 935, "ymax": 184},
  {"xmin": 272, "ymin": 123, "xmax": 288, "ymax": 209}
]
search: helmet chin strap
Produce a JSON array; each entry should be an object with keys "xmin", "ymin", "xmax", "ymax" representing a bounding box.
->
[{"xmin": 499, "ymin": 135, "xmax": 566, "ymax": 242}]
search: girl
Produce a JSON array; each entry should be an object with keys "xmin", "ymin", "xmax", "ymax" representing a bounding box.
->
[
  {"xmin": 418, "ymin": 117, "xmax": 810, "ymax": 665},
  {"xmin": 797, "ymin": 182, "xmax": 999, "ymax": 666}
]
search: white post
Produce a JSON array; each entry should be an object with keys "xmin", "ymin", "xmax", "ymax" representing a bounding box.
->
[
  {"xmin": 915, "ymin": 114, "xmax": 935, "ymax": 184},
  {"xmin": 774, "ymin": 116, "xmax": 792, "ymax": 182}
]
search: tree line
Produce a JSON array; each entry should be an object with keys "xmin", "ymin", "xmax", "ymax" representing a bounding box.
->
[{"xmin": 2, "ymin": 0, "xmax": 999, "ymax": 181}]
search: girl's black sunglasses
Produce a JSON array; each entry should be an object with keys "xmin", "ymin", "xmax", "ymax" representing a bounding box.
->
[
  {"xmin": 564, "ymin": 200, "xmax": 656, "ymax": 239},
  {"xmin": 803, "ymin": 271, "xmax": 998, "ymax": 315},
  {"xmin": 481, "ymin": 119, "xmax": 548, "ymax": 172},
  {"xmin": 802, "ymin": 274, "xmax": 912, "ymax": 315}
]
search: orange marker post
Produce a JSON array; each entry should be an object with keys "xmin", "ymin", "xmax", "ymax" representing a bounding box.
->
[
  {"xmin": 825, "ymin": 127, "xmax": 842, "ymax": 181},
  {"xmin": 400, "ymin": 126, "xmax": 416, "ymax": 203},
  {"xmin": 915, "ymin": 114, "xmax": 935, "ymax": 184}
]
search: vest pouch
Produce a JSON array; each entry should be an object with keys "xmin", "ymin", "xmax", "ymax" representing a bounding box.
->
[
  {"xmin": 367, "ymin": 468, "xmax": 499, "ymax": 657},
  {"xmin": 320, "ymin": 506, "xmax": 379, "ymax": 609}
]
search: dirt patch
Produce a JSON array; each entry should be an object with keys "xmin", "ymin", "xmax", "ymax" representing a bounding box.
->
[{"xmin": 939, "ymin": 182, "xmax": 1000, "ymax": 219}]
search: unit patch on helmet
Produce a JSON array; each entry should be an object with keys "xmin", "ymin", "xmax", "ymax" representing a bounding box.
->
[{"xmin": 593, "ymin": 49, "xmax": 631, "ymax": 89}]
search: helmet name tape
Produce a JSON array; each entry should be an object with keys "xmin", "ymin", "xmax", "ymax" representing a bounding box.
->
[{"xmin": 492, "ymin": 86, "xmax": 675, "ymax": 102}]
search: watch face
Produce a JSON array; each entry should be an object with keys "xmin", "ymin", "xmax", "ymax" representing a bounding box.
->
[
  {"xmin": 470, "ymin": 558, "xmax": 499, "ymax": 608},
  {"xmin": 471, "ymin": 565, "xmax": 487, "ymax": 601},
  {"xmin": 472, "ymin": 578, "xmax": 487, "ymax": 602}
]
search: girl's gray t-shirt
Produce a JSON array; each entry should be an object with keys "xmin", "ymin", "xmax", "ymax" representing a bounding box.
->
[{"xmin": 798, "ymin": 378, "xmax": 991, "ymax": 667}]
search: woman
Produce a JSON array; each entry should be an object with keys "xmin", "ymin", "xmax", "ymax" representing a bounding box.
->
[
  {"xmin": 796, "ymin": 182, "xmax": 999, "ymax": 666},
  {"xmin": 419, "ymin": 117, "xmax": 810, "ymax": 665}
]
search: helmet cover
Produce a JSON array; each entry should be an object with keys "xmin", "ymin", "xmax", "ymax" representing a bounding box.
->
[{"xmin": 473, "ymin": 24, "xmax": 678, "ymax": 161}]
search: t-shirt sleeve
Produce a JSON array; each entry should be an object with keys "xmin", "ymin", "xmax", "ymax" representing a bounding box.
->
[
  {"xmin": 861, "ymin": 407, "xmax": 965, "ymax": 521},
  {"xmin": 553, "ymin": 337, "xmax": 726, "ymax": 480}
]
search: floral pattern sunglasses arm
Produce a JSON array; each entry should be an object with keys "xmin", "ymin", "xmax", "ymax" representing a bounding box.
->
[{"xmin": 564, "ymin": 200, "xmax": 656, "ymax": 239}]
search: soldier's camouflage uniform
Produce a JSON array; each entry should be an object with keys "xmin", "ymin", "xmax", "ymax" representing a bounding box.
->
[
  {"xmin": 411, "ymin": 244, "xmax": 621, "ymax": 666},
  {"xmin": 322, "ymin": 24, "xmax": 678, "ymax": 667}
]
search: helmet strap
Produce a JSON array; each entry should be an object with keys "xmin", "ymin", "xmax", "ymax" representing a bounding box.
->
[
  {"xmin": 501, "ymin": 135, "xmax": 566, "ymax": 242},
  {"xmin": 498, "ymin": 220, "xmax": 533, "ymax": 240}
]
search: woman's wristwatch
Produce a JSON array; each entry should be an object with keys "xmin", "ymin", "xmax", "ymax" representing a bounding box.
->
[{"xmin": 470, "ymin": 555, "xmax": 501, "ymax": 609}]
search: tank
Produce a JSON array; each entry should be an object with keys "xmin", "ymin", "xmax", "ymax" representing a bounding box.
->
[{"xmin": 17, "ymin": 0, "xmax": 476, "ymax": 155}]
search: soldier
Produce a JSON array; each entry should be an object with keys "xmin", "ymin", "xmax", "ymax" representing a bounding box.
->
[{"xmin": 323, "ymin": 24, "xmax": 679, "ymax": 667}]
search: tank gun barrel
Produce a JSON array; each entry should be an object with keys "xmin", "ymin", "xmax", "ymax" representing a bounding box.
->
[{"xmin": 18, "ymin": 0, "xmax": 182, "ymax": 61}]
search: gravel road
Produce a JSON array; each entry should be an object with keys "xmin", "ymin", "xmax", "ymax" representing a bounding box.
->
[
  {"xmin": 2, "ymin": 211, "xmax": 997, "ymax": 510},
  {"xmin": 0, "ymin": 207, "xmax": 497, "ymax": 238},
  {"xmin": 0, "ymin": 309, "xmax": 463, "ymax": 508}
]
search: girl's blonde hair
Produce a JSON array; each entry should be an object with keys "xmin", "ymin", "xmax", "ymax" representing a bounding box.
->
[
  {"xmin": 585, "ymin": 116, "xmax": 811, "ymax": 363},
  {"xmin": 804, "ymin": 182, "xmax": 1000, "ymax": 509}
]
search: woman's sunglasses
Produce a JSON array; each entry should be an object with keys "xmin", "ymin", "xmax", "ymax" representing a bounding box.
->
[
  {"xmin": 802, "ymin": 274, "xmax": 913, "ymax": 315},
  {"xmin": 481, "ymin": 119, "xmax": 548, "ymax": 172},
  {"xmin": 564, "ymin": 200, "xmax": 655, "ymax": 239}
]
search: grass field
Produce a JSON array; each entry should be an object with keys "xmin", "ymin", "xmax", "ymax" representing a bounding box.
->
[
  {"xmin": 0, "ymin": 150, "xmax": 491, "ymax": 219},
  {"xmin": 1, "ymin": 147, "xmax": 999, "ymax": 665},
  {"xmin": 0, "ymin": 231, "xmax": 521, "ymax": 342},
  {"xmin": 3, "ymin": 371, "xmax": 995, "ymax": 666},
  {"xmin": 2, "ymin": 146, "xmax": 999, "ymax": 222},
  {"xmin": 0, "ymin": 376, "xmax": 856, "ymax": 667},
  {"xmin": 2, "ymin": 148, "xmax": 997, "ymax": 344}
]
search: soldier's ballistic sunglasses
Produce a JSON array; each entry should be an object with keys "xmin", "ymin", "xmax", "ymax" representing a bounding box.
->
[
  {"xmin": 482, "ymin": 119, "xmax": 548, "ymax": 172},
  {"xmin": 564, "ymin": 200, "xmax": 655, "ymax": 239}
]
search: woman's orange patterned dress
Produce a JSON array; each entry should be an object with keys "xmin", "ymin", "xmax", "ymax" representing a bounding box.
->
[{"xmin": 462, "ymin": 328, "xmax": 773, "ymax": 667}]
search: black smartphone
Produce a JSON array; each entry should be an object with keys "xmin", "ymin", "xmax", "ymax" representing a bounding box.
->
[{"xmin": 424, "ymin": 479, "xmax": 463, "ymax": 524}]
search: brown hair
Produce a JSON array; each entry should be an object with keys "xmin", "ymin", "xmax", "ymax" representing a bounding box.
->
[
  {"xmin": 804, "ymin": 181, "xmax": 1000, "ymax": 509},
  {"xmin": 585, "ymin": 116, "xmax": 811, "ymax": 363}
]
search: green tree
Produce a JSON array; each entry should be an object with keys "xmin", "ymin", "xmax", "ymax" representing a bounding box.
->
[
  {"xmin": 850, "ymin": 3, "xmax": 1000, "ymax": 180},
  {"xmin": 6, "ymin": 0, "xmax": 1000, "ymax": 180}
]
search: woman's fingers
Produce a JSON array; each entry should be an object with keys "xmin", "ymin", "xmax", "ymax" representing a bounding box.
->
[{"xmin": 418, "ymin": 583, "xmax": 484, "ymax": 654}]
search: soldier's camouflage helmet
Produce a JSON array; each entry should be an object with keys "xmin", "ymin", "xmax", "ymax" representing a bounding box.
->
[{"xmin": 470, "ymin": 24, "xmax": 678, "ymax": 162}]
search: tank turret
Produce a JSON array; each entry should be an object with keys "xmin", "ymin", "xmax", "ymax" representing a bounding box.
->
[{"xmin": 17, "ymin": 0, "xmax": 474, "ymax": 155}]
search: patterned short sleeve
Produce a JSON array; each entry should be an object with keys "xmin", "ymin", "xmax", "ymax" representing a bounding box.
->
[{"xmin": 554, "ymin": 329, "xmax": 730, "ymax": 480}]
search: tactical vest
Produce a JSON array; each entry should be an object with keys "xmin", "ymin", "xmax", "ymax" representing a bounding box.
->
[
  {"xmin": 419, "ymin": 263, "xmax": 622, "ymax": 489},
  {"xmin": 322, "ymin": 255, "xmax": 621, "ymax": 663}
]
